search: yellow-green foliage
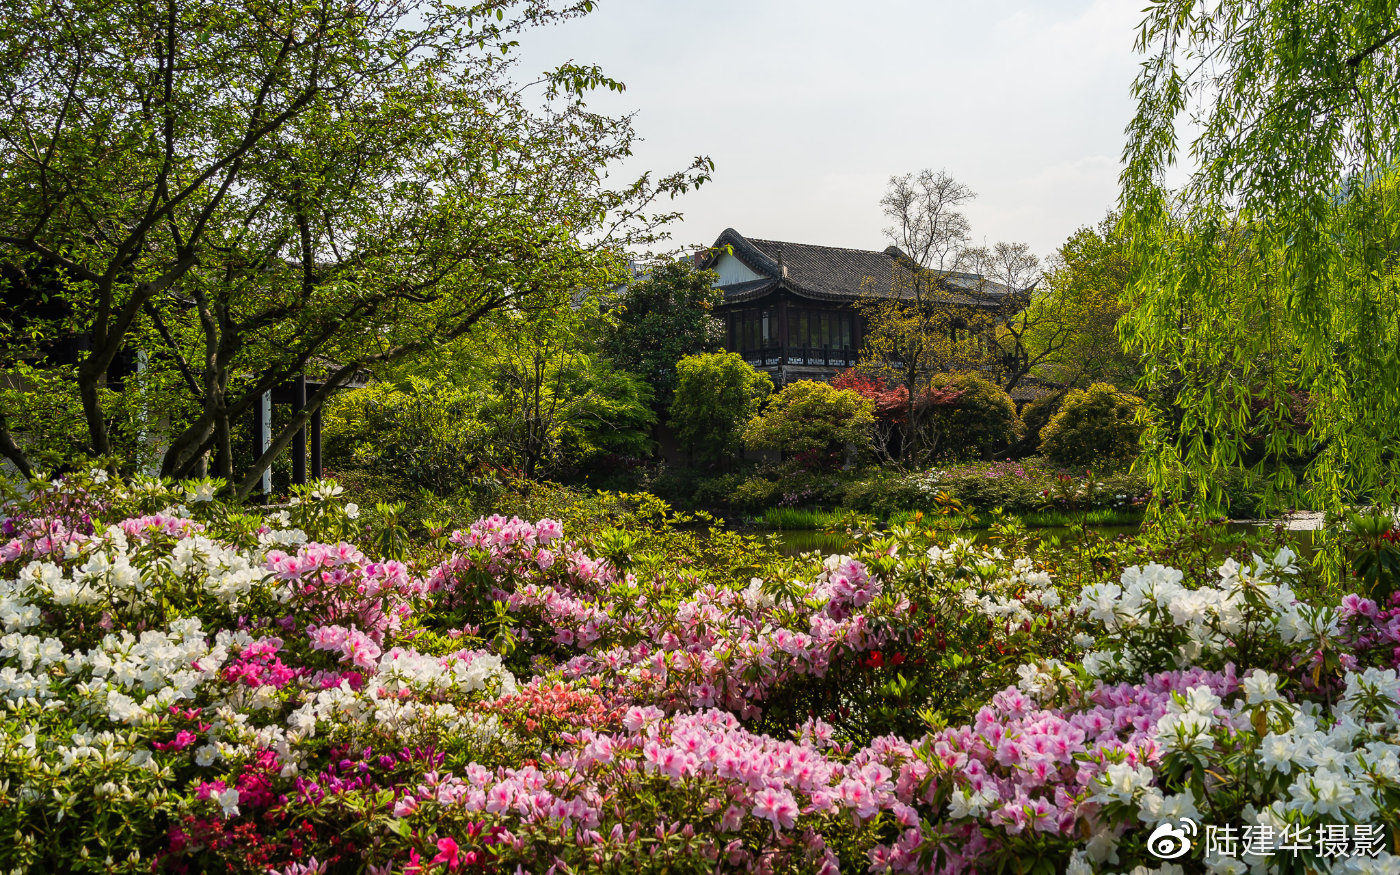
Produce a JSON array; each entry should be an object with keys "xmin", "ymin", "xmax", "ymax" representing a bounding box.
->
[
  {"xmin": 1039, "ymin": 383, "xmax": 1145, "ymax": 467},
  {"xmin": 669, "ymin": 352, "xmax": 773, "ymax": 465},
  {"xmin": 933, "ymin": 373, "xmax": 1022, "ymax": 460},
  {"xmin": 321, "ymin": 379, "xmax": 488, "ymax": 493},
  {"xmin": 742, "ymin": 380, "xmax": 875, "ymax": 468},
  {"xmin": 1020, "ymin": 390, "xmax": 1066, "ymax": 451}
]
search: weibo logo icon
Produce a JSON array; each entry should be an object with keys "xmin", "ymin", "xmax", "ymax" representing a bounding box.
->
[{"xmin": 1147, "ymin": 817, "xmax": 1198, "ymax": 859}]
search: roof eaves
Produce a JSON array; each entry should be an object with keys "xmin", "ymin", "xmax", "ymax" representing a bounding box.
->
[
  {"xmin": 719, "ymin": 277, "xmax": 780, "ymax": 304},
  {"xmin": 705, "ymin": 228, "xmax": 780, "ymax": 279}
]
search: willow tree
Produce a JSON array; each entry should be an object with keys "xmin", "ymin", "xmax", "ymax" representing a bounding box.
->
[
  {"xmin": 0, "ymin": 0, "xmax": 708, "ymax": 494},
  {"xmin": 1120, "ymin": 3, "xmax": 1400, "ymax": 515}
]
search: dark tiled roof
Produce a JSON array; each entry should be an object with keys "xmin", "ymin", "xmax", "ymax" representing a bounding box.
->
[
  {"xmin": 716, "ymin": 277, "xmax": 778, "ymax": 300},
  {"xmin": 704, "ymin": 228, "xmax": 1020, "ymax": 306}
]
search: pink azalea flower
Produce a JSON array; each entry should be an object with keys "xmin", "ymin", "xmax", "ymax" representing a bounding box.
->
[
  {"xmin": 432, "ymin": 837, "xmax": 461, "ymax": 871},
  {"xmin": 751, "ymin": 788, "xmax": 798, "ymax": 831}
]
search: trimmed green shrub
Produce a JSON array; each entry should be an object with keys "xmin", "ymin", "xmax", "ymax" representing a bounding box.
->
[
  {"xmin": 1019, "ymin": 390, "xmax": 1066, "ymax": 453},
  {"xmin": 842, "ymin": 462, "xmax": 1152, "ymax": 517},
  {"xmin": 741, "ymin": 380, "xmax": 875, "ymax": 470},
  {"xmin": 1039, "ymin": 383, "xmax": 1145, "ymax": 467},
  {"xmin": 670, "ymin": 352, "xmax": 773, "ymax": 466},
  {"xmin": 729, "ymin": 474, "xmax": 781, "ymax": 512},
  {"xmin": 653, "ymin": 467, "xmax": 790, "ymax": 513},
  {"xmin": 932, "ymin": 373, "xmax": 1022, "ymax": 460},
  {"xmin": 841, "ymin": 471, "xmax": 934, "ymax": 517}
]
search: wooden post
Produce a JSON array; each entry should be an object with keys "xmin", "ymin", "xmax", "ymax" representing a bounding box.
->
[
  {"xmin": 777, "ymin": 296, "xmax": 788, "ymax": 363},
  {"xmin": 310, "ymin": 407, "xmax": 322, "ymax": 481},
  {"xmin": 292, "ymin": 375, "xmax": 306, "ymax": 486}
]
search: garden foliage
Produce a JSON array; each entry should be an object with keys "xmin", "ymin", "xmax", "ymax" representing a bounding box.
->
[
  {"xmin": 0, "ymin": 0, "xmax": 711, "ymax": 494},
  {"xmin": 1, "ymin": 470, "xmax": 1398, "ymax": 873},
  {"xmin": 1039, "ymin": 384, "xmax": 1146, "ymax": 468},
  {"xmin": 604, "ymin": 261, "xmax": 726, "ymax": 415},
  {"xmin": 1018, "ymin": 391, "xmax": 1065, "ymax": 454},
  {"xmin": 1121, "ymin": 3, "xmax": 1400, "ymax": 517},
  {"xmin": 930, "ymin": 374, "xmax": 1022, "ymax": 461},
  {"xmin": 742, "ymin": 381, "xmax": 876, "ymax": 471},
  {"xmin": 669, "ymin": 353, "xmax": 773, "ymax": 467},
  {"xmin": 322, "ymin": 379, "xmax": 489, "ymax": 495}
]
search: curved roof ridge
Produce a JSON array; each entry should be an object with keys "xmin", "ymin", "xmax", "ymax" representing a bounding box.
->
[
  {"xmin": 745, "ymin": 236, "xmax": 893, "ymax": 257},
  {"xmin": 708, "ymin": 228, "xmax": 781, "ymax": 277}
]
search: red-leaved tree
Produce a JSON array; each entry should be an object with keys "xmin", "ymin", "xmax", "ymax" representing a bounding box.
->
[{"xmin": 834, "ymin": 371, "xmax": 964, "ymax": 464}]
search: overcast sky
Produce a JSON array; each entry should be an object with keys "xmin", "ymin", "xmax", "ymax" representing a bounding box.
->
[{"xmin": 516, "ymin": 0, "xmax": 1151, "ymax": 261}]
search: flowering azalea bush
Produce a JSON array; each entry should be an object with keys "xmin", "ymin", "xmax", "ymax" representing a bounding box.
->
[{"xmin": 1, "ymin": 468, "xmax": 1398, "ymax": 873}]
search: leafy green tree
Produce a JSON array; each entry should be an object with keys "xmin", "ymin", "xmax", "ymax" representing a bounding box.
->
[
  {"xmin": 357, "ymin": 298, "xmax": 656, "ymax": 482},
  {"xmin": 669, "ymin": 352, "xmax": 772, "ymax": 467},
  {"xmin": 965, "ymin": 219, "xmax": 1140, "ymax": 395},
  {"xmin": 563, "ymin": 365, "xmax": 657, "ymax": 469},
  {"xmin": 1120, "ymin": 2, "xmax": 1400, "ymax": 515},
  {"xmin": 0, "ymin": 0, "xmax": 709, "ymax": 494},
  {"xmin": 932, "ymin": 373, "xmax": 1021, "ymax": 461},
  {"xmin": 741, "ymin": 381, "xmax": 875, "ymax": 470},
  {"xmin": 322, "ymin": 378, "xmax": 490, "ymax": 494},
  {"xmin": 1039, "ymin": 383, "xmax": 1146, "ymax": 468},
  {"xmin": 605, "ymin": 261, "xmax": 724, "ymax": 414},
  {"xmin": 1034, "ymin": 215, "xmax": 1139, "ymax": 389},
  {"xmin": 485, "ymin": 303, "xmax": 657, "ymax": 480}
]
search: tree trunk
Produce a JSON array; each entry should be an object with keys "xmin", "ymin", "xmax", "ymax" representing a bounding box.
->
[
  {"xmin": 0, "ymin": 410, "xmax": 36, "ymax": 479},
  {"xmin": 212, "ymin": 407, "xmax": 233, "ymax": 481},
  {"xmin": 76, "ymin": 362, "xmax": 111, "ymax": 459}
]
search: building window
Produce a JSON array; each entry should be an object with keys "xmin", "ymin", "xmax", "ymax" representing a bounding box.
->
[{"xmin": 761, "ymin": 311, "xmax": 770, "ymax": 343}]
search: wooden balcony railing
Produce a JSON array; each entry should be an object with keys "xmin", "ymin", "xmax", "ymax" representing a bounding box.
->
[{"xmin": 741, "ymin": 347, "xmax": 858, "ymax": 369}]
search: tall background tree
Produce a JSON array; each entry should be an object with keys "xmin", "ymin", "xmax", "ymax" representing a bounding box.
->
[
  {"xmin": 603, "ymin": 260, "xmax": 724, "ymax": 417},
  {"xmin": 857, "ymin": 170, "xmax": 998, "ymax": 464},
  {"xmin": 473, "ymin": 301, "xmax": 655, "ymax": 481},
  {"xmin": 0, "ymin": 0, "xmax": 709, "ymax": 494},
  {"xmin": 669, "ymin": 352, "xmax": 772, "ymax": 468},
  {"xmin": 322, "ymin": 299, "xmax": 655, "ymax": 492},
  {"xmin": 1033, "ymin": 215, "xmax": 1138, "ymax": 390},
  {"xmin": 960, "ymin": 241, "xmax": 1051, "ymax": 393},
  {"xmin": 1120, "ymin": 1, "xmax": 1400, "ymax": 515},
  {"xmin": 967, "ymin": 214, "xmax": 1140, "ymax": 402}
]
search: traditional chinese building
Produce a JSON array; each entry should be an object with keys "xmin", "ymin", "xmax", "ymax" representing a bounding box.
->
[{"xmin": 699, "ymin": 228, "xmax": 1022, "ymax": 386}]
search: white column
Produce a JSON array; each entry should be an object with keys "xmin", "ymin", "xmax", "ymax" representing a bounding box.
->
[
  {"xmin": 137, "ymin": 350, "xmax": 164, "ymax": 476},
  {"xmin": 260, "ymin": 390, "xmax": 272, "ymax": 494}
]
